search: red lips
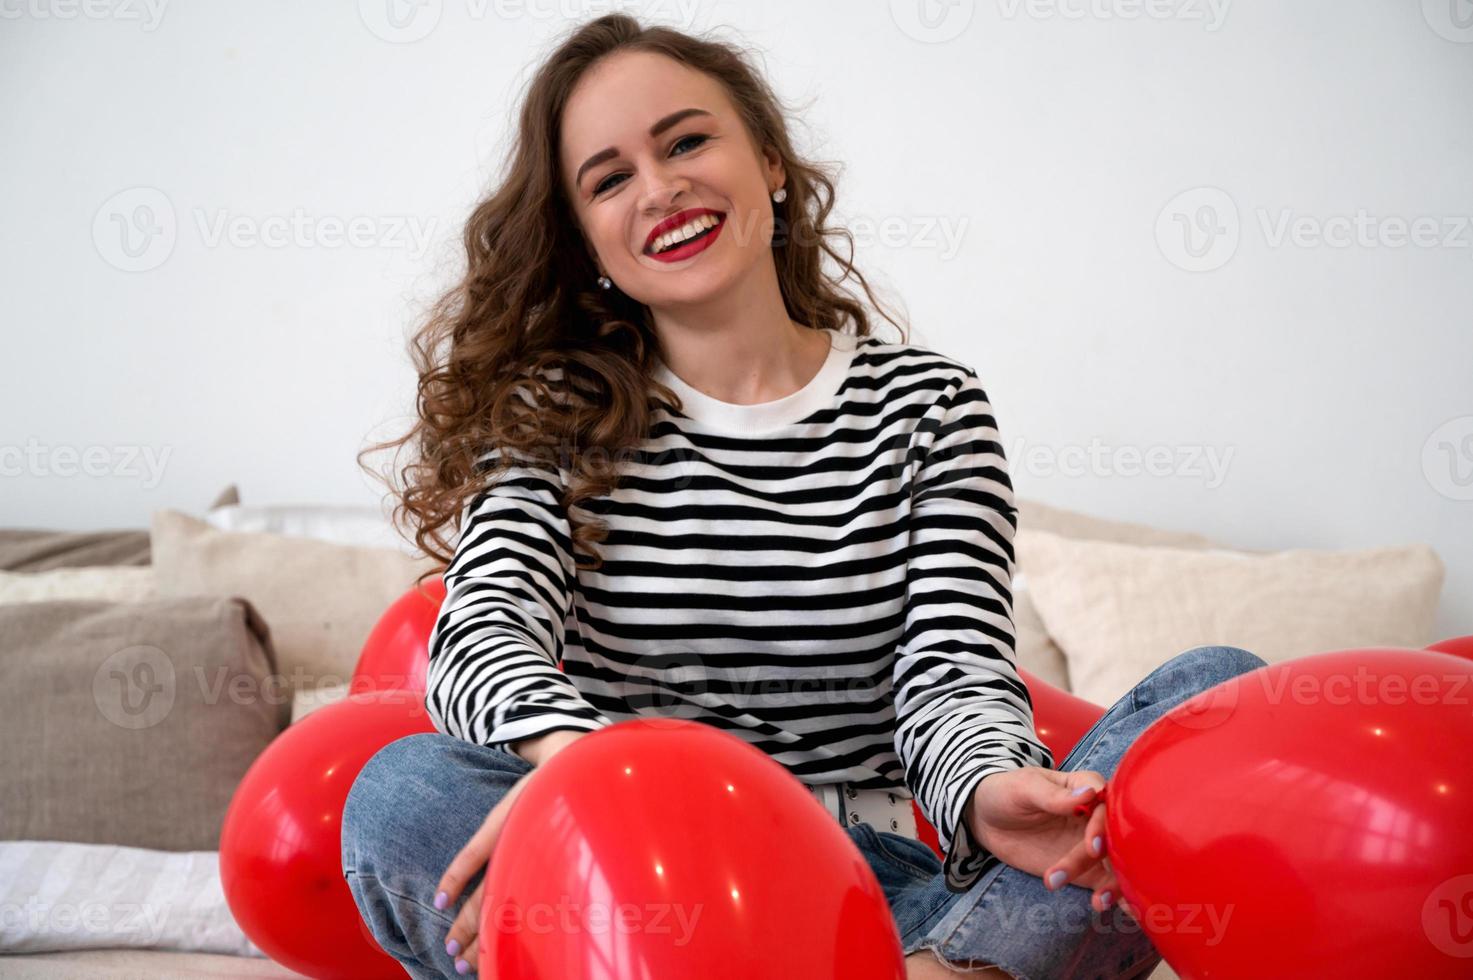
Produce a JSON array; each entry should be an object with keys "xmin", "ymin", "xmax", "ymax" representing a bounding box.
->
[{"xmin": 644, "ymin": 207, "xmax": 725, "ymax": 255}]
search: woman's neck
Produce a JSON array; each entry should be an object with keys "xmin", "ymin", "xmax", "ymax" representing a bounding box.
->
[{"xmin": 650, "ymin": 263, "xmax": 828, "ymax": 406}]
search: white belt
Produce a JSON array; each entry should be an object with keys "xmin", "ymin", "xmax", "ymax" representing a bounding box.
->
[{"xmin": 805, "ymin": 783, "xmax": 919, "ymax": 840}]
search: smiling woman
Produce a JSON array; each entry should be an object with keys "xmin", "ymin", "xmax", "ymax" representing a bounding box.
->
[
  {"xmin": 358, "ymin": 15, "xmax": 901, "ymax": 581},
  {"xmin": 347, "ymin": 12, "xmax": 1167, "ymax": 980}
]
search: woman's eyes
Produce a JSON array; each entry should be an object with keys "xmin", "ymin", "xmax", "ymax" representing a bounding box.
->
[{"xmin": 593, "ymin": 134, "xmax": 709, "ymax": 195}]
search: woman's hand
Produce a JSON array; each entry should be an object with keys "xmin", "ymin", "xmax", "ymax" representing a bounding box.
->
[
  {"xmin": 430, "ymin": 725, "xmax": 586, "ymax": 972},
  {"xmin": 963, "ymin": 767, "xmax": 1128, "ymax": 916},
  {"xmin": 433, "ymin": 731, "xmax": 588, "ymax": 975},
  {"xmin": 433, "ymin": 770, "xmax": 533, "ymax": 975}
]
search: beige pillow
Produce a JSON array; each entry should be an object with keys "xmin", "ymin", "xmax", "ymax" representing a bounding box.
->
[
  {"xmin": 0, "ymin": 566, "xmax": 156, "ymax": 604},
  {"xmin": 0, "ymin": 596, "xmax": 286, "ymax": 851},
  {"xmin": 289, "ymin": 681, "xmax": 353, "ymax": 725},
  {"xmin": 1013, "ymin": 499, "xmax": 1228, "ymax": 692},
  {"xmin": 1017, "ymin": 499, "xmax": 1221, "ymax": 550},
  {"xmin": 150, "ymin": 510, "xmax": 440, "ymax": 698},
  {"xmin": 1020, "ymin": 528, "xmax": 1446, "ymax": 707}
]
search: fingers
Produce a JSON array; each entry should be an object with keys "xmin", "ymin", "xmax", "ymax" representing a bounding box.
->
[
  {"xmin": 1042, "ymin": 829, "xmax": 1094, "ymax": 893},
  {"xmin": 1047, "ymin": 769, "xmax": 1107, "ymax": 817},
  {"xmin": 435, "ymin": 775, "xmax": 527, "ymax": 909},
  {"xmin": 434, "ymin": 773, "xmax": 531, "ymax": 976},
  {"xmin": 443, "ymin": 880, "xmax": 484, "ymax": 975},
  {"xmin": 1044, "ymin": 795, "xmax": 1118, "ymax": 910},
  {"xmin": 1078, "ymin": 791, "xmax": 1119, "ymax": 912},
  {"xmin": 1088, "ymin": 855, "xmax": 1119, "ymax": 913}
]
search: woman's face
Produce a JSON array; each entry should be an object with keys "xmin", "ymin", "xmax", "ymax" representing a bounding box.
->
[{"xmin": 559, "ymin": 50, "xmax": 784, "ymax": 309}]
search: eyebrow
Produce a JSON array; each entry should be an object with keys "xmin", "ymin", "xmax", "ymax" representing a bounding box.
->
[{"xmin": 573, "ymin": 107, "xmax": 714, "ymax": 190}]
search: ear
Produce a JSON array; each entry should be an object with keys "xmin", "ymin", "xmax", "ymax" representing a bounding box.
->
[{"xmin": 762, "ymin": 144, "xmax": 786, "ymax": 196}]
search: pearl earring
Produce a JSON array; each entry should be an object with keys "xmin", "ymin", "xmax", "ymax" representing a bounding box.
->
[
  {"xmin": 772, "ymin": 187, "xmax": 787, "ymax": 203},
  {"xmin": 597, "ymin": 275, "xmax": 612, "ymax": 289}
]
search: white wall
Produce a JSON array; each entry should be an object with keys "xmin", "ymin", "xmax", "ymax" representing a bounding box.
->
[{"xmin": 2, "ymin": 0, "xmax": 1468, "ymax": 636}]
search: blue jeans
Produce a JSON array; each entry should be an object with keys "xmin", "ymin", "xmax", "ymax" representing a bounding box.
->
[{"xmin": 342, "ymin": 645, "xmax": 1267, "ymax": 979}]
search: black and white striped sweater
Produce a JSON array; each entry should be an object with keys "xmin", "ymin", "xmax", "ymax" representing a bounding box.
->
[{"xmin": 425, "ymin": 328, "xmax": 1054, "ymax": 893}]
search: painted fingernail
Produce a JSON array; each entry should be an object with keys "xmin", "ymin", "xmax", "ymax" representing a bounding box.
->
[
  {"xmin": 1070, "ymin": 786, "xmax": 1090, "ymax": 796},
  {"xmin": 455, "ymin": 957, "xmax": 470, "ymax": 975},
  {"xmin": 1047, "ymin": 869, "xmax": 1067, "ymax": 890},
  {"xmin": 1100, "ymin": 890, "xmax": 1113, "ymax": 909},
  {"xmin": 1092, "ymin": 835, "xmax": 1103, "ymax": 856},
  {"xmin": 445, "ymin": 938, "xmax": 460, "ymax": 957},
  {"xmin": 434, "ymin": 890, "xmax": 449, "ymax": 910}
]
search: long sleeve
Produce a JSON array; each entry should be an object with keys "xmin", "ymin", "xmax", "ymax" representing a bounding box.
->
[
  {"xmin": 424, "ymin": 443, "xmax": 612, "ymax": 756},
  {"xmin": 892, "ymin": 367, "xmax": 1054, "ymax": 894}
]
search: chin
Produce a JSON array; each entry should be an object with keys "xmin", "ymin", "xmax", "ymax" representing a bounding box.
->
[{"xmin": 631, "ymin": 259, "xmax": 744, "ymax": 307}]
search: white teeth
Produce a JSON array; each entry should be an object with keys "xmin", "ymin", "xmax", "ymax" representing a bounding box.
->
[{"xmin": 652, "ymin": 213, "xmax": 719, "ymax": 254}]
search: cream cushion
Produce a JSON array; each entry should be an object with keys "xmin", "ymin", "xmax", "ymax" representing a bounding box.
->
[
  {"xmin": 288, "ymin": 681, "xmax": 354, "ymax": 725},
  {"xmin": 0, "ymin": 841, "xmax": 262, "ymax": 957},
  {"xmin": 0, "ymin": 566, "xmax": 155, "ymax": 604},
  {"xmin": 1013, "ymin": 499, "xmax": 1225, "ymax": 692},
  {"xmin": 150, "ymin": 510, "xmax": 440, "ymax": 697},
  {"xmin": 1019, "ymin": 527, "xmax": 1446, "ymax": 706}
]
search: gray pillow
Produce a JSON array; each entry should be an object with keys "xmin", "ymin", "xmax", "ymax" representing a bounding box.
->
[
  {"xmin": 0, "ymin": 596, "xmax": 289, "ymax": 851},
  {"xmin": 0, "ymin": 485, "xmax": 240, "ymax": 572},
  {"xmin": 0, "ymin": 529, "xmax": 151, "ymax": 572}
]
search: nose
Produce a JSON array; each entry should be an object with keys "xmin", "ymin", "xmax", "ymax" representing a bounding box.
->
[{"xmin": 636, "ymin": 163, "xmax": 693, "ymax": 217}]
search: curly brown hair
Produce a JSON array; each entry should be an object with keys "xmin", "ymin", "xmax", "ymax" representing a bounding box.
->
[{"xmin": 359, "ymin": 12, "xmax": 909, "ymax": 588}]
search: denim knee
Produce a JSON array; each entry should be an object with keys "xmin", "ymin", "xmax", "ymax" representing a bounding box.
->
[
  {"xmin": 342, "ymin": 732, "xmax": 531, "ymax": 885},
  {"xmin": 1175, "ymin": 644, "xmax": 1269, "ymax": 685},
  {"xmin": 1131, "ymin": 644, "xmax": 1267, "ymax": 712},
  {"xmin": 342, "ymin": 732, "xmax": 452, "ymax": 880}
]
